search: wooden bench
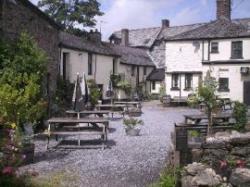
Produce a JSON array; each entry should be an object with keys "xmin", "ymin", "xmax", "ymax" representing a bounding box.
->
[{"xmin": 47, "ymin": 117, "xmax": 109, "ymax": 150}]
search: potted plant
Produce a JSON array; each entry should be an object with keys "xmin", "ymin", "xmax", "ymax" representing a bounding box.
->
[
  {"xmin": 188, "ymin": 130, "xmax": 202, "ymax": 143},
  {"xmin": 123, "ymin": 118, "xmax": 144, "ymax": 136}
]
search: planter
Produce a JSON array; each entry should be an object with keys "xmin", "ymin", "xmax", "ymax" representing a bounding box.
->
[
  {"xmin": 125, "ymin": 128, "xmax": 141, "ymax": 136},
  {"xmin": 21, "ymin": 143, "xmax": 35, "ymax": 165}
]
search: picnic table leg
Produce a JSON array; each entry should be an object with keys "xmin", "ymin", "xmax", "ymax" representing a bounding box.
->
[{"xmin": 46, "ymin": 123, "xmax": 51, "ymax": 150}]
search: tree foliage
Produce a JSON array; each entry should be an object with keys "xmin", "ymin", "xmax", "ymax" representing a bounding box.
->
[
  {"xmin": 188, "ymin": 71, "xmax": 219, "ymax": 135},
  {"xmin": 0, "ymin": 33, "xmax": 48, "ymax": 128},
  {"xmin": 233, "ymin": 101, "xmax": 247, "ymax": 131},
  {"xmin": 38, "ymin": 0, "xmax": 103, "ymax": 31}
]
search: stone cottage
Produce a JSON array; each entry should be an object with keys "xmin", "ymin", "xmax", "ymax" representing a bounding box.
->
[
  {"xmin": 110, "ymin": 0, "xmax": 250, "ymax": 105},
  {"xmin": 59, "ymin": 30, "xmax": 155, "ymax": 100},
  {"xmin": 0, "ymin": 0, "xmax": 60, "ymax": 93},
  {"xmin": 109, "ymin": 18, "xmax": 204, "ymax": 95}
]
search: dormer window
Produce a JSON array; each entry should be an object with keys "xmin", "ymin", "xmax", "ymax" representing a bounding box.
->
[
  {"xmin": 211, "ymin": 42, "xmax": 219, "ymax": 53},
  {"xmin": 231, "ymin": 41, "xmax": 243, "ymax": 59}
]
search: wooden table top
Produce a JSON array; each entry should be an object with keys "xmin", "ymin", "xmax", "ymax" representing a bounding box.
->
[
  {"xmin": 66, "ymin": 110, "xmax": 110, "ymax": 114},
  {"xmin": 48, "ymin": 117, "xmax": 109, "ymax": 123},
  {"xmin": 114, "ymin": 101, "xmax": 140, "ymax": 105},
  {"xmin": 97, "ymin": 104, "xmax": 126, "ymax": 108}
]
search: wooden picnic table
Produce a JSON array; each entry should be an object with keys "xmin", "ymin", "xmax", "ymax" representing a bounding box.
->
[
  {"xmin": 114, "ymin": 101, "xmax": 141, "ymax": 108},
  {"xmin": 46, "ymin": 117, "xmax": 109, "ymax": 150},
  {"xmin": 96, "ymin": 104, "xmax": 126, "ymax": 118},
  {"xmin": 184, "ymin": 113, "xmax": 232, "ymax": 125},
  {"xmin": 66, "ymin": 110, "xmax": 110, "ymax": 119}
]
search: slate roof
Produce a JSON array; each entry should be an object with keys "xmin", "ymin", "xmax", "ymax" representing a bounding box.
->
[
  {"xmin": 59, "ymin": 32, "xmax": 120, "ymax": 57},
  {"xmin": 110, "ymin": 27, "xmax": 161, "ymax": 48},
  {"xmin": 157, "ymin": 23, "xmax": 206, "ymax": 40},
  {"xmin": 167, "ymin": 18, "xmax": 250, "ymax": 41},
  {"xmin": 146, "ymin": 68, "xmax": 165, "ymax": 81},
  {"xmin": 104, "ymin": 43, "xmax": 155, "ymax": 67}
]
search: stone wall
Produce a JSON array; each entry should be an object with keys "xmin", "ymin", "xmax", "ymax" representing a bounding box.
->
[
  {"xmin": 183, "ymin": 131, "xmax": 250, "ymax": 187},
  {"xmin": 1, "ymin": 0, "xmax": 60, "ymax": 93}
]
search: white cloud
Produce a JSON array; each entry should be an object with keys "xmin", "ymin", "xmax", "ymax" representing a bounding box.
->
[
  {"xmin": 171, "ymin": 6, "xmax": 202, "ymax": 26},
  {"xmin": 96, "ymin": 0, "xmax": 184, "ymax": 40}
]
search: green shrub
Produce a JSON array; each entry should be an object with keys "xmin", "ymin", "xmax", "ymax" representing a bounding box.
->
[
  {"xmin": 233, "ymin": 101, "xmax": 247, "ymax": 131},
  {"xmin": 151, "ymin": 166, "xmax": 181, "ymax": 187},
  {"xmin": 87, "ymin": 79, "xmax": 101, "ymax": 106},
  {"xmin": 123, "ymin": 118, "xmax": 143, "ymax": 129},
  {"xmin": 53, "ymin": 77, "xmax": 74, "ymax": 115},
  {"xmin": 117, "ymin": 80, "xmax": 132, "ymax": 96},
  {"xmin": 0, "ymin": 33, "xmax": 48, "ymax": 185},
  {"xmin": 0, "ymin": 32, "xmax": 47, "ymax": 128}
]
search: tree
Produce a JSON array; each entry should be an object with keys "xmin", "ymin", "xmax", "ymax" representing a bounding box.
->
[
  {"xmin": 38, "ymin": 0, "xmax": 103, "ymax": 31},
  {"xmin": 188, "ymin": 71, "xmax": 219, "ymax": 135}
]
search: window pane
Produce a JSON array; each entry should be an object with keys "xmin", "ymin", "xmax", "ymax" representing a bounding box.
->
[
  {"xmin": 219, "ymin": 78, "xmax": 229, "ymax": 91},
  {"xmin": 185, "ymin": 74, "xmax": 192, "ymax": 89},
  {"xmin": 131, "ymin": 66, "xmax": 135, "ymax": 76},
  {"xmin": 231, "ymin": 41, "xmax": 243, "ymax": 59},
  {"xmin": 152, "ymin": 81, "xmax": 156, "ymax": 90},
  {"xmin": 172, "ymin": 74, "xmax": 179, "ymax": 88},
  {"xmin": 88, "ymin": 53, "xmax": 92, "ymax": 75},
  {"xmin": 144, "ymin": 67, "xmax": 147, "ymax": 75},
  {"xmin": 211, "ymin": 42, "xmax": 218, "ymax": 53}
]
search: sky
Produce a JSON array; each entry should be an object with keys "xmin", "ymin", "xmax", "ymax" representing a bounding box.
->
[{"xmin": 30, "ymin": 0, "xmax": 250, "ymax": 40}]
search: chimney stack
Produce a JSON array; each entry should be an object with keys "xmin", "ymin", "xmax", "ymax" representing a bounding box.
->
[
  {"xmin": 217, "ymin": 0, "xmax": 231, "ymax": 20},
  {"xmin": 162, "ymin": 19, "xmax": 170, "ymax": 28},
  {"xmin": 121, "ymin": 29, "xmax": 129, "ymax": 46},
  {"xmin": 89, "ymin": 29, "xmax": 102, "ymax": 44}
]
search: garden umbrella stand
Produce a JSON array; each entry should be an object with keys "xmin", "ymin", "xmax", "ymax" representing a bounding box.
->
[
  {"xmin": 72, "ymin": 72, "xmax": 89, "ymax": 117},
  {"xmin": 106, "ymin": 77, "xmax": 114, "ymax": 104}
]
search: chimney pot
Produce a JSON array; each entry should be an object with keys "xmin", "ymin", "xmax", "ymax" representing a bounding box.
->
[
  {"xmin": 162, "ymin": 19, "xmax": 170, "ymax": 28},
  {"xmin": 217, "ymin": 0, "xmax": 231, "ymax": 20},
  {"xmin": 121, "ymin": 29, "xmax": 129, "ymax": 46},
  {"xmin": 89, "ymin": 30, "xmax": 102, "ymax": 44}
]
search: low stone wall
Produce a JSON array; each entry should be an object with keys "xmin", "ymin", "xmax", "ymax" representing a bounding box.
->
[{"xmin": 182, "ymin": 131, "xmax": 250, "ymax": 187}]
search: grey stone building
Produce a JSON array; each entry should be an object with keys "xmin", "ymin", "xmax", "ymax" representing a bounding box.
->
[{"xmin": 0, "ymin": 0, "xmax": 60, "ymax": 93}]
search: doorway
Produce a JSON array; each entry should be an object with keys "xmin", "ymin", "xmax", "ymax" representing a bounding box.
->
[{"xmin": 244, "ymin": 81, "xmax": 250, "ymax": 106}]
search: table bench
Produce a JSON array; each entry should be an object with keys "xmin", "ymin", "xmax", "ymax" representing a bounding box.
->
[{"xmin": 47, "ymin": 117, "xmax": 109, "ymax": 150}]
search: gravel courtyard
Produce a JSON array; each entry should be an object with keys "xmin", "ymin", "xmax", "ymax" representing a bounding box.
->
[{"xmin": 20, "ymin": 101, "xmax": 198, "ymax": 187}]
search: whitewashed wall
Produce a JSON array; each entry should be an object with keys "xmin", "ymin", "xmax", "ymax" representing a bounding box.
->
[
  {"xmin": 165, "ymin": 74, "xmax": 201, "ymax": 97},
  {"xmin": 118, "ymin": 63, "xmax": 154, "ymax": 93},
  {"xmin": 60, "ymin": 48, "xmax": 115, "ymax": 99},
  {"xmin": 150, "ymin": 81, "xmax": 162, "ymax": 94},
  {"xmin": 203, "ymin": 65, "xmax": 250, "ymax": 102},
  {"xmin": 165, "ymin": 41, "xmax": 203, "ymax": 72},
  {"xmin": 165, "ymin": 38, "xmax": 250, "ymax": 101},
  {"xmin": 207, "ymin": 38, "xmax": 250, "ymax": 61}
]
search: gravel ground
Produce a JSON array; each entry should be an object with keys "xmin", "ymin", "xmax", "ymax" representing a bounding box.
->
[{"xmin": 19, "ymin": 101, "xmax": 198, "ymax": 187}]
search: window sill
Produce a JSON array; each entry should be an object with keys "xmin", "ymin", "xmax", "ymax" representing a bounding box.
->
[
  {"xmin": 230, "ymin": 57, "xmax": 243, "ymax": 60},
  {"xmin": 218, "ymin": 89, "xmax": 230, "ymax": 92},
  {"xmin": 171, "ymin": 87, "xmax": 180, "ymax": 91},
  {"xmin": 184, "ymin": 88, "xmax": 193, "ymax": 91}
]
